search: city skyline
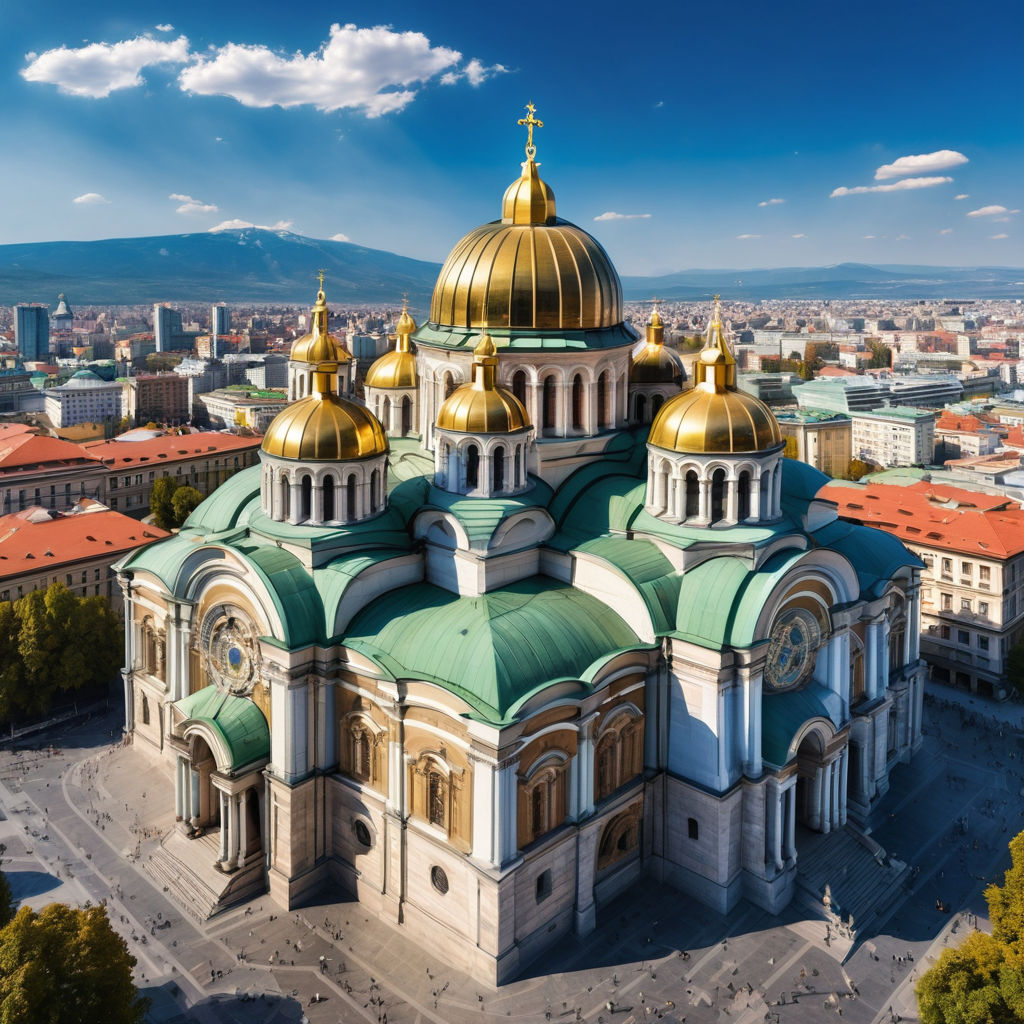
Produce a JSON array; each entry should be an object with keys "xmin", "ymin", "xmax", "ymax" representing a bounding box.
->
[{"xmin": 2, "ymin": 0, "xmax": 1022, "ymax": 273}]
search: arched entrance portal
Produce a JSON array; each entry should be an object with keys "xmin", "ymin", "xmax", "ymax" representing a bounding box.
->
[{"xmin": 795, "ymin": 725, "xmax": 848, "ymax": 835}]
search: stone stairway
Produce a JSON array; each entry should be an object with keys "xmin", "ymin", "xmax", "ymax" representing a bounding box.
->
[
  {"xmin": 145, "ymin": 827, "xmax": 265, "ymax": 922},
  {"xmin": 794, "ymin": 823, "xmax": 908, "ymax": 933}
]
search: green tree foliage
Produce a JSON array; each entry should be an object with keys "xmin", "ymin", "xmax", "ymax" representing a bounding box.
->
[
  {"xmin": 846, "ymin": 458, "xmax": 874, "ymax": 481},
  {"xmin": 171, "ymin": 485, "xmax": 203, "ymax": 527},
  {"xmin": 866, "ymin": 339, "xmax": 893, "ymax": 368},
  {"xmin": 149, "ymin": 476, "xmax": 178, "ymax": 531},
  {"xmin": 796, "ymin": 361, "xmax": 814, "ymax": 381},
  {"xmin": 782, "ymin": 436, "xmax": 799, "ymax": 459},
  {"xmin": 917, "ymin": 832, "xmax": 1024, "ymax": 1023},
  {"xmin": 0, "ymin": 903, "xmax": 148, "ymax": 1024},
  {"xmin": 0, "ymin": 866, "xmax": 13, "ymax": 932},
  {"xmin": 0, "ymin": 606, "xmax": 23, "ymax": 724}
]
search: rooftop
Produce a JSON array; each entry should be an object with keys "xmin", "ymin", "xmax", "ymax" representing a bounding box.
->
[{"xmin": 82, "ymin": 432, "xmax": 262, "ymax": 469}]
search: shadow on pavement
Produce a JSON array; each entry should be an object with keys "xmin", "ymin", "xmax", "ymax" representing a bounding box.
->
[{"xmin": 7, "ymin": 870, "xmax": 62, "ymax": 901}]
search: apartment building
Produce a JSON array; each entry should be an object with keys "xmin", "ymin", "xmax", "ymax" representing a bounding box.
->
[
  {"xmin": 850, "ymin": 407, "xmax": 935, "ymax": 467},
  {"xmin": 822, "ymin": 478, "xmax": 1024, "ymax": 698},
  {"xmin": 122, "ymin": 373, "xmax": 190, "ymax": 426},
  {"xmin": 775, "ymin": 408, "xmax": 852, "ymax": 478}
]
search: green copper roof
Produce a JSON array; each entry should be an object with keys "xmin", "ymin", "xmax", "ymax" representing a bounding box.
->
[
  {"xmin": 413, "ymin": 322, "xmax": 640, "ymax": 352},
  {"xmin": 812, "ymin": 519, "xmax": 922, "ymax": 597},
  {"xmin": 344, "ymin": 576, "xmax": 644, "ymax": 724},
  {"xmin": 314, "ymin": 549, "xmax": 409, "ymax": 639},
  {"xmin": 761, "ymin": 682, "xmax": 844, "ymax": 767},
  {"xmin": 117, "ymin": 531, "xmax": 205, "ymax": 589},
  {"xmin": 673, "ymin": 549, "xmax": 806, "ymax": 650},
  {"xmin": 424, "ymin": 480, "xmax": 553, "ymax": 548},
  {"xmin": 184, "ymin": 465, "xmax": 260, "ymax": 532},
  {"xmin": 175, "ymin": 686, "xmax": 270, "ymax": 771}
]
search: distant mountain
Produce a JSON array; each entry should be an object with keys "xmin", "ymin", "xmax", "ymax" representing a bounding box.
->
[
  {"xmin": 0, "ymin": 229, "xmax": 442, "ymax": 306},
  {"xmin": 0, "ymin": 230, "xmax": 1021, "ymax": 307},
  {"xmin": 620, "ymin": 262, "xmax": 1024, "ymax": 301}
]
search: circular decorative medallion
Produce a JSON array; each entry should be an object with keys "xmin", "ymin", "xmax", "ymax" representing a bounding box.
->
[
  {"xmin": 764, "ymin": 608, "xmax": 821, "ymax": 692},
  {"xmin": 205, "ymin": 612, "xmax": 259, "ymax": 696}
]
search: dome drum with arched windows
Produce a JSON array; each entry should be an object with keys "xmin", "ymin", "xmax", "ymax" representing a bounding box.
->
[
  {"xmin": 433, "ymin": 332, "xmax": 533, "ymax": 497},
  {"xmin": 645, "ymin": 299, "xmax": 784, "ymax": 527},
  {"xmin": 630, "ymin": 306, "xmax": 688, "ymax": 424},
  {"xmin": 365, "ymin": 304, "xmax": 419, "ymax": 439}
]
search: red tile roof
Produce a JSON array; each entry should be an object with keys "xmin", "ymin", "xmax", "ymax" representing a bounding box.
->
[
  {"xmin": 821, "ymin": 480, "xmax": 1024, "ymax": 558},
  {"xmin": 81, "ymin": 432, "xmax": 261, "ymax": 469},
  {"xmin": 0, "ymin": 506, "xmax": 169, "ymax": 577},
  {"xmin": 0, "ymin": 434, "xmax": 101, "ymax": 471}
]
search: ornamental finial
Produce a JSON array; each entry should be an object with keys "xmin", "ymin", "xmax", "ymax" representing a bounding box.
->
[
  {"xmin": 317, "ymin": 268, "xmax": 326, "ymax": 292},
  {"xmin": 517, "ymin": 101, "xmax": 544, "ymax": 160}
]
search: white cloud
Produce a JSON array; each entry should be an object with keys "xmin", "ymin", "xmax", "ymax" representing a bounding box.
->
[
  {"xmin": 330, "ymin": 232, "xmax": 350, "ymax": 242},
  {"xmin": 874, "ymin": 149, "xmax": 967, "ymax": 180},
  {"xmin": 955, "ymin": 194, "xmax": 969, "ymax": 200},
  {"xmin": 155, "ymin": 24, "xmax": 174, "ymax": 33},
  {"xmin": 464, "ymin": 58, "xmax": 506, "ymax": 87},
  {"xmin": 791, "ymin": 233, "xmax": 806, "ymax": 239},
  {"xmin": 179, "ymin": 23, "xmax": 462, "ymax": 117},
  {"xmin": 72, "ymin": 192, "xmax": 110, "ymax": 204},
  {"xmin": 267, "ymin": 220, "xmax": 293, "ymax": 231},
  {"xmin": 653, "ymin": 100, "xmax": 664, "ymax": 109},
  {"xmin": 22, "ymin": 35, "xmax": 190, "ymax": 98},
  {"xmin": 758, "ymin": 198, "xmax": 785, "ymax": 207},
  {"xmin": 831, "ymin": 176, "xmax": 952, "ymax": 197},
  {"xmin": 991, "ymin": 233, "xmax": 1009, "ymax": 240},
  {"xmin": 736, "ymin": 234, "xmax": 761, "ymax": 240},
  {"xmin": 594, "ymin": 211, "xmax": 652, "ymax": 221},
  {"xmin": 862, "ymin": 235, "xmax": 876, "ymax": 239},
  {"xmin": 169, "ymin": 192, "xmax": 218, "ymax": 214},
  {"xmin": 967, "ymin": 205, "xmax": 1016, "ymax": 218},
  {"xmin": 940, "ymin": 228, "xmax": 953, "ymax": 235},
  {"xmin": 895, "ymin": 234, "xmax": 910, "ymax": 241}
]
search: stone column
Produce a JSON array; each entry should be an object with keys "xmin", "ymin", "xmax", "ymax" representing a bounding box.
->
[
  {"xmin": 289, "ymin": 481, "xmax": 301, "ymax": 525},
  {"xmin": 821, "ymin": 761, "xmax": 832, "ymax": 834},
  {"xmin": 175, "ymin": 757, "xmax": 185, "ymax": 820},
  {"xmin": 311, "ymin": 483, "xmax": 323, "ymax": 525},
  {"xmin": 726, "ymin": 476, "xmax": 739, "ymax": 524},
  {"xmin": 238, "ymin": 791, "xmax": 249, "ymax": 865},
  {"xmin": 226, "ymin": 792, "xmax": 240, "ymax": 870},
  {"xmin": 698, "ymin": 479, "xmax": 711, "ymax": 523},
  {"xmin": 839, "ymin": 749, "xmax": 849, "ymax": 826},
  {"xmin": 498, "ymin": 758, "xmax": 519, "ymax": 865},
  {"xmin": 218, "ymin": 790, "xmax": 229, "ymax": 863},
  {"xmin": 785, "ymin": 783, "xmax": 797, "ymax": 864},
  {"xmin": 578, "ymin": 714, "xmax": 598, "ymax": 819},
  {"xmin": 810, "ymin": 766, "xmax": 823, "ymax": 832},
  {"xmin": 528, "ymin": 382, "xmax": 541, "ymax": 438},
  {"xmin": 190, "ymin": 767, "xmax": 200, "ymax": 828},
  {"xmin": 470, "ymin": 754, "xmax": 497, "ymax": 867},
  {"xmin": 773, "ymin": 784, "xmax": 784, "ymax": 872}
]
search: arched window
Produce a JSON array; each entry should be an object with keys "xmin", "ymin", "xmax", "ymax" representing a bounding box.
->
[
  {"xmin": 738, "ymin": 471, "xmax": 751, "ymax": 521},
  {"xmin": 350, "ymin": 724, "xmax": 372, "ymax": 782},
  {"xmin": 300, "ymin": 474, "xmax": 312, "ymax": 521},
  {"xmin": 596, "ymin": 734, "xmax": 616, "ymax": 801},
  {"xmin": 710, "ymin": 468, "xmax": 726, "ymax": 523},
  {"xmin": 465, "ymin": 444, "xmax": 480, "ymax": 490},
  {"xmin": 323, "ymin": 476, "xmax": 335, "ymax": 521},
  {"xmin": 141, "ymin": 692, "xmax": 150, "ymax": 726},
  {"xmin": 890, "ymin": 627, "xmax": 906, "ymax": 671},
  {"xmin": 851, "ymin": 641, "xmax": 865, "ymax": 704},
  {"xmin": 520, "ymin": 762, "xmax": 567, "ymax": 847},
  {"xmin": 531, "ymin": 786, "xmax": 545, "ymax": 836},
  {"xmin": 493, "ymin": 447, "xmax": 505, "ymax": 493},
  {"xmin": 400, "ymin": 396, "xmax": 411, "ymax": 436},
  {"xmin": 543, "ymin": 376, "xmax": 557, "ymax": 432},
  {"xmin": 512, "ymin": 370, "xmax": 527, "ymax": 407},
  {"xmin": 443, "ymin": 372, "xmax": 456, "ymax": 400},
  {"xmin": 597, "ymin": 371, "xmax": 609, "ymax": 429},
  {"xmin": 346, "ymin": 475, "xmax": 357, "ymax": 521},
  {"xmin": 571, "ymin": 374, "xmax": 584, "ymax": 431},
  {"xmin": 652, "ymin": 394, "xmax": 664, "ymax": 416},
  {"xmin": 428, "ymin": 770, "xmax": 446, "ymax": 829},
  {"xmin": 685, "ymin": 470, "xmax": 699, "ymax": 519},
  {"xmin": 514, "ymin": 444, "xmax": 523, "ymax": 488},
  {"xmin": 635, "ymin": 394, "xmax": 647, "ymax": 423},
  {"xmin": 370, "ymin": 468, "xmax": 380, "ymax": 512},
  {"xmin": 280, "ymin": 475, "xmax": 290, "ymax": 521},
  {"xmin": 382, "ymin": 396, "xmax": 391, "ymax": 430}
]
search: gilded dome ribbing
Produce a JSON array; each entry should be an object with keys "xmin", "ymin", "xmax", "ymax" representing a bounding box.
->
[
  {"xmin": 365, "ymin": 305, "xmax": 418, "ymax": 390},
  {"xmin": 435, "ymin": 332, "xmax": 530, "ymax": 434},
  {"xmin": 648, "ymin": 298, "xmax": 781, "ymax": 454},
  {"xmin": 429, "ymin": 105, "xmax": 622, "ymax": 332},
  {"xmin": 262, "ymin": 370, "xmax": 387, "ymax": 461}
]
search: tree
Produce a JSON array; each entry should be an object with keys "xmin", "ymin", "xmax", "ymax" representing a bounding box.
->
[
  {"xmin": 171, "ymin": 485, "xmax": 203, "ymax": 527},
  {"xmin": 866, "ymin": 339, "xmax": 893, "ymax": 368},
  {"xmin": 150, "ymin": 476, "xmax": 178, "ymax": 531},
  {"xmin": 846, "ymin": 458, "xmax": 874, "ymax": 481},
  {"xmin": 782, "ymin": 436, "xmax": 799, "ymax": 459},
  {"xmin": 917, "ymin": 831, "xmax": 1024, "ymax": 1023},
  {"xmin": 796, "ymin": 360, "xmax": 814, "ymax": 381},
  {"xmin": 14, "ymin": 591, "xmax": 59, "ymax": 717},
  {"xmin": 0, "ymin": 604, "xmax": 23, "ymax": 722},
  {"xmin": 0, "ymin": 903, "xmax": 148, "ymax": 1024}
]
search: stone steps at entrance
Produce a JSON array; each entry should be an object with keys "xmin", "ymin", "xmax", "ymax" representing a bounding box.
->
[
  {"xmin": 145, "ymin": 827, "xmax": 265, "ymax": 922},
  {"xmin": 794, "ymin": 823, "xmax": 907, "ymax": 932}
]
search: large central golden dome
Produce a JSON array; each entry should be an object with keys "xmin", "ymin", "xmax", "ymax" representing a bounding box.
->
[{"xmin": 429, "ymin": 116, "xmax": 622, "ymax": 332}]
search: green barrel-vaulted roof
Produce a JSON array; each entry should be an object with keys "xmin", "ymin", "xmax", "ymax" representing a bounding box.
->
[
  {"xmin": 344, "ymin": 576, "xmax": 644, "ymax": 724},
  {"xmin": 175, "ymin": 686, "xmax": 270, "ymax": 771},
  {"xmin": 761, "ymin": 682, "xmax": 844, "ymax": 767},
  {"xmin": 811, "ymin": 518, "xmax": 922, "ymax": 598}
]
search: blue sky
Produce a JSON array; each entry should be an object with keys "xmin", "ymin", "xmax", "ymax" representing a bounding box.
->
[{"xmin": 3, "ymin": 0, "xmax": 1022, "ymax": 274}]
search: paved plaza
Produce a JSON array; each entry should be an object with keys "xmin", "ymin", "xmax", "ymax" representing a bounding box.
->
[{"xmin": 0, "ymin": 688, "xmax": 1020, "ymax": 1023}]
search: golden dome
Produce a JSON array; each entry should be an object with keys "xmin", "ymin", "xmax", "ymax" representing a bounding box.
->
[
  {"xmin": 429, "ymin": 104, "xmax": 622, "ymax": 331},
  {"xmin": 435, "ymin": 331, "xmax": 530, "ymax": 434},
  {"xmin": 648, "ymin": 297, "xmax": 781, "ymax": 454},
  {"xmin": 631, "ymin": 305, "xmax": 686, "ymax": 385},
  {"xmin": 365, "ymin": 304, "xmax": 418, "ymax": 389},
  {"xmin": 262, "ymin": 370, "xmax": 387, "ymax": 461},
  {"xmin": 290, "ymin": 284, "xmax": 352, "ymax": 365}
]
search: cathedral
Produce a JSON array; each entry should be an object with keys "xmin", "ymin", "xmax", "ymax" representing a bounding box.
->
[{"xmin": 117, "ymin": 109, "xmax": 925, "ymax": 983}]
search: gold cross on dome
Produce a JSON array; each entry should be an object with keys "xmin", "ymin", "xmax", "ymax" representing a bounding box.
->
[
  {"xmin": 317, "ymin": 269, "xmax": 326, "ymax": 291},
  {"xmin": 517, "ymin": 102, "xmax": 543, "ymax": 156}
]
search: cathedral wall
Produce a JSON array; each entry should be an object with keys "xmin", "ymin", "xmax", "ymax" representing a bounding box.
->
[
  {"xmin": 660, "ymin": 774, "xmax": 744, "ymax": 914},
  {"xmin": 326, "ymin": 776, "xmax": 388, "ymax": 909},
  {"xmin": 666, "ymin": 650, "xmax": 727, "ymax": 791}
]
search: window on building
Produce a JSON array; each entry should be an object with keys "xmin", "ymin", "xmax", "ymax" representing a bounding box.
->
[
  {"xmin": 941, "ymin": 557, "xmax": 952, "ymax": 578},
  {"xmin": 941, "ymin": 593, "xmax": 952, "ymax": 610},
  {"xmin": 961, "ymin": 561, "xmax": 972, "ymax": 575},
  {"xmin": 961, "ymin": 598, "xmax": 971, "ymax": 612},
  {"xmin": 979, "ymin": 602, "xmax": 989, "ymax": 617},
  {"xmin": 688, "ymin": 817, "xmax": 699, "ymax": 840},
  {"xmin": 958, "ymin": 630, "xmax": 970, "ymax": 645},
  {"xmin": 535, "ymin": 869, "xmax": 552, "ymax": 903},
  {"xmin": 979, "ymin": 636, "xmax": 990, "ymax": 651},
  {"xmin": 427, "ymin": 770, "xmax": 446, "ymax": 829},
  {"xmin": 940, "ymin": 625, "xmax": 951, "ymax": 640}
]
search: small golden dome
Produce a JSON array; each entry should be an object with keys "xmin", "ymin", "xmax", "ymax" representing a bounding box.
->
[
  {"xmin": 290, "ymin": 285, "xmax": 352, "ymax": 365},
  {"xmin": 630, "ymin": 304, "xmax": 686, "ymax": 385},
  {"xmin": 648, "ymin": 296, "xmax": 781, "ymax": 454},
  {"xmin": 262, "ymin": 370, "xmax": 387, "ymax": 461},
  {"xmin": 435, "ymin": 331, "xmax": 530, "ymax": 434},
  {"xmin": 429, "ymin": 104, "xmax": 621, "ymax": 331},
  {"xmin": 365, "ymin": 305, "xmax": 418, "ymax": 389}
]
